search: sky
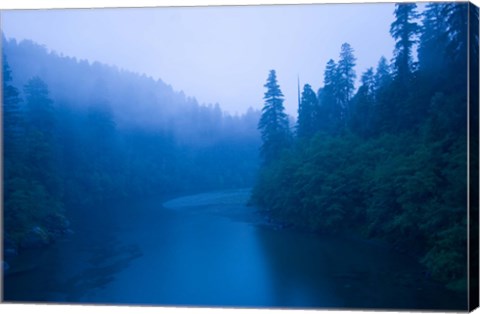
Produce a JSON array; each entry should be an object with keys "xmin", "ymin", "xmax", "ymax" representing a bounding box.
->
[{"xmin": 1, "ymin": 2, "xmax": 399, "ymax": 116}]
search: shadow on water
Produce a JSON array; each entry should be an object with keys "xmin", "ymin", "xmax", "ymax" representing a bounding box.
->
[
  {"xmin": 4, "ymin": 209, "xmax": 144, "ymax": 303},
  {"xmin": 60, "ymin": 242, "xmax": 143, "ymax": 302},
  {"xmin": 252, "ymin": 225, "xmax": 466, "ymax": 310}
]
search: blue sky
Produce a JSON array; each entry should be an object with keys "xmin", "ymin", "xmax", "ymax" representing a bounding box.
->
[{"xmin": 2, "ymin": 3, "xmax": 400, "ymax": 115}]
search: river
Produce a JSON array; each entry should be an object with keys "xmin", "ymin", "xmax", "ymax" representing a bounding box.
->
[{"xmin": 3, "ymin": 189, "xmax": 466, "ymax": 310}]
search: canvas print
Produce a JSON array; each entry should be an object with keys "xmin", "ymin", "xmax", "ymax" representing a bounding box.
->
[{"xmin": 1, "ymin": 1, "xmax": 479, "ymax": 311}]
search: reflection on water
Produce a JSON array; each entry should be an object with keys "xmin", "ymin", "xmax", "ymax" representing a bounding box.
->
[
  {"xmin": 3, "ymin": 189, "xmax": 467, "ymax": 310},
  {"xmin": 4, "ymin": 230, "xmax": 143, "ymax": 303},
  {"xmin": 254, "ymin": 225, "xmax": 465, "ymax": 309}
]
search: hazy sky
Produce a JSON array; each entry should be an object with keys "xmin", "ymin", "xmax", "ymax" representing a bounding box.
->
[{"xmin": 1, "ymin": 3, "xmax": 399, "ymax": 115}]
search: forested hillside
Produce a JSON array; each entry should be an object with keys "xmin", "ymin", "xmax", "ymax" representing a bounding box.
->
[
  {"xmin": 252, "ymin": 2, "xmax": 478, "ymax": 291},
  {"xmin": 2, "ymin": 35, "xmax": 260, "ymax": 251}
]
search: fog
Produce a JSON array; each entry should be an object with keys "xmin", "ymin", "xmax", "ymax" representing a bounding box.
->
[
  {"xmin": 2, "ymin": 1, "xmax": 476, "ymax": 309},
  {"xmin": 1, "ymin": 3, "xmax": 396, "ymax": 115}
]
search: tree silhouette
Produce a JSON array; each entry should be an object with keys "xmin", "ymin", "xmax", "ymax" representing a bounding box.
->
[
  {"xmin": 258, "ymin": 70, "xmax": 291, "ymax": 164},
  {"xmin": 297, "ymin": 84, "xmax": 319, "ymax": 139},
  {"xmin": 390, "ymin": 3, "xmax": 419, "ymax": 84}
]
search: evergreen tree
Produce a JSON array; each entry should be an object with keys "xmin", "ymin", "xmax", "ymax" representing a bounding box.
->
[
  {"xmin": 324, "ymin": 59, "xmax": 339, "ymax": 89},
  {"xmin": 350, "ymin": 68, "xmax": 375, "ymax": 137},
  {"xmin": 2, "ymin": 56, "xmax": 23, "ymax": 164},
  {"xmin": 297, "ymin": 84, "xmax": 319, "ymax": 139},
  {"xmin": 443, "ymin": 3, "xmax": 469, "ymax": 68},
  {"xmin": 390, "ymin": 3, "xmax": 419, "ymax": 84},
  {"xmin": 318, "ymin": 59, "xmax": 340, "ymax": 133},
  {"xmin": 411, "ymin": 3, "xmax": 451, "ymax": 128},
  {"xmin": 418, "ymin": 3, "xmax": 449, "ymax": 77},
  {"xmin": 337, "ymin": 43, "xmax": 357, "ymax": 125},
  {"xmin": 252, "ymin": 1, "xmax": 471, "ymax": 292},
  {"xmin": 82, "ymin": 103, "xmax": 120, "ymax": 201},
  {"xmin": 3, "ymin": 56, "xmax": 27, "ymax": 243},
  {"xmin": 390, "ymin": 4, "xmax": 421, "ymax": 130},
  {"xmin": 374, "ymin": 56, "xmax": 391, "ymax": 91},
  {"xmin": 25, "ymin": 77, "xmax": 55, "ymax": 136},
  {"xmin": 258, "ymin": 70, "xmax": 290, "ymax": 164},
  {"xmin": 371, "ymin": 56, "xmax": 394, "ymax": 133},
  {"xmin": 24, "ymin": 77, "xmax": 60, "ymax": 198}
]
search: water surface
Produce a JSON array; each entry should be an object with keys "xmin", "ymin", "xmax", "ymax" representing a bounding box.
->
[{"xmin": 4, "ymin": 189, "xmax": 466, "ymax": 310}]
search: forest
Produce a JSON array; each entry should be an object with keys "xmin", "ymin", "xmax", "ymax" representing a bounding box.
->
[
  {"xmin": 251, "ymin": 2, "xmax": 478, "ymax": 292},
  {"xmin": 2, "ymin": 33, "xmax": 260, "ymax": 254},
  {"xmin": 1, "ymin": 2, "xmax": 478, "ymax": 304}
]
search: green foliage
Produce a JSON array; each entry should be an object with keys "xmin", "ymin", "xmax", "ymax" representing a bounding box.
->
[
  {"xmin": 258, "ymin": 70, "xmax": 291, "ymax": 164},
  {"xmin": 336, "ymin": 42, "xmax": 357, "ymax": 120},
  {"xmin": 296, "ymin": 84, "xmax": 319, "ymax": 139},
  {"xmin": 422, "ymin": 222, "xmax": 467, "ymax": 283},
  {"xmin": 418, "ymin": 3, "xmax": 449, "ymax": 79},
  {"xmin": 3, "ymin": 43, "xmax": 262, "ymax": 252},
  {"xmin": 2, "ymin": 56, "xmax": 23, "ymax": 171},
  {"xmin": 317, "ymin": 59, "xmax": 340, "ymax": 134},
  {"xmin": 253, "ymin": 129, "xmax": 467, "ymax": 289},
  {"xmin": 252, "ymin": 2, "xmax": 472, "ymax": 291},
  {"xmin": 3, "ymin": 76, "xmax": 66, "ymax": 247},
  {"xmin": 350, "ymin": 68, "xmax": 375, "ymax": 137},
  {"xmin": 316, "ymin": 43, "xmax": 357, "ymax": 135},
  {"xmin": 390, "ymin": 3, "xmax": 419, "ymax": 83}
]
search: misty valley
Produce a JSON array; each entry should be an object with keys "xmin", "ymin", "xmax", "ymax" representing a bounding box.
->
[{"xmin": 2, "ymin": 2, "xmax": 478, "ymax": 311}]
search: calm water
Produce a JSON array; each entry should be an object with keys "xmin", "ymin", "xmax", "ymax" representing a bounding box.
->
[{"xmin": 3, "ymin": 189, "xmax": 467, "ymax": 310}]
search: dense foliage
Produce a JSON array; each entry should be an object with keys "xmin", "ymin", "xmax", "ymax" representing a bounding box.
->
[
  {"xmin": 252, "ymin": 2, "xmax": 478, "ymax": 291},
  {"xmin": 2, "ymin": 36, "xmax": 260, "ymax": 251}
]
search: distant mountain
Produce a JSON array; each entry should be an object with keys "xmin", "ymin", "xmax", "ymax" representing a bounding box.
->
[
  {"xmin": 2, "ymin": 33, "xmax": 262, "ymax": 197},
  {"xmin": 2, "ymin": 35, "xmax": 260, "ymax": 146}
]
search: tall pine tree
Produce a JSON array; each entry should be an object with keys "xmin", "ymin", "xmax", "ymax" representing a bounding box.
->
[
  {"xmin": 418, "ymin": 3, "xmax": 449, "ymax": 78},
  {"xmin": 297, "ymin": 84, "xmax": 319, "ymax": 139},
  {"xmin": 350, "ymin": 68, "xmax": 375, "ymax": 137},
  {"xmin": 318, "ymin": 59, "xmax": 340, "ymax": 134},
  {"xmin": 390, "ymin": 4, "xmax": 420, "ymax": 130},
  {"xmin": 337, "ymin": 43, "xmax": 357, "ymax": 127},
  {"xmin": 371, "ymin": 56, "xmax": 394, "ymax": 133},
  {"xmin": 258, "ymin": 70, "xmax": 291, "ymax": 164},
  {"xmin": 390, "ymin": 3, "xmax": 419, "ymax": 84},
  {"xmin": 24, "ymin": 77, "xmax": 61, "ymax": 200},
  {"xmin": 2, "ymin": 56, "xmax": 23, "ymax": 166}
]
